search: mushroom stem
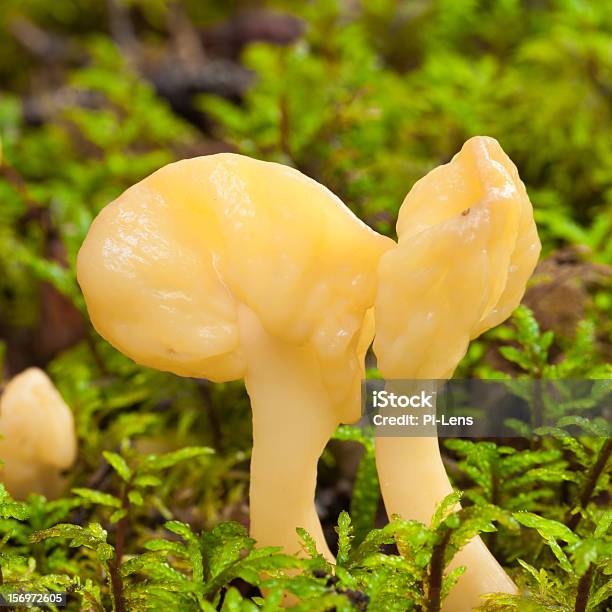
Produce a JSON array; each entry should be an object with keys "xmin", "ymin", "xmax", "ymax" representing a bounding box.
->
[
  {"xmin": 238, "ymin": 306, "xmax": 337, "ymax": 561},
  {"xmin": 375, "ymin": 437, "xmax": 450, "ymax": 524},
  {"xmin": 375, "ymin": 435, "xmax": 516, "ymax": 612}
]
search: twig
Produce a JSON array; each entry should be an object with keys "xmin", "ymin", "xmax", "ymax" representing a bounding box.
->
[
  {"xmin": 109, "ymin": 483, "xmax": 131, "ymax": 612},
  {"xmin": 565, "ymin": 437, "xmax": 612, "ymax": 530},
  {"xmin": 108, "ymin": 557, "xmax": 125, "ymax": 612},
  {"xmin": 426, "ymin": 528, "xmax": 452, "ymax": 612},
  {"xmin": 488, "ymin": 470, "xmax": 499, "ymax": 553},
  {"xmin": 574, "ymin": 563, "xmax": 594, "ymax": 612}
]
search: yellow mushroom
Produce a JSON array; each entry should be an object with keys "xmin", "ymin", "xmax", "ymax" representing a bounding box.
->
[
  {"xmin": 0, "ymin": 367, "xmax": 77, "ymax": 499},
  {"xmin": 77, "ymin": 154, "xmax": 393, "ymax": 560},
  {"xmin": 373, "ymin": 136, "xmax": 540, "ymax": 611}
]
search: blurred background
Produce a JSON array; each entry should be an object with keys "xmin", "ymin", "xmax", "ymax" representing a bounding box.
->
[{"xmin": 0, "ymin": 0, "xmax": 610, "ymax": 538}]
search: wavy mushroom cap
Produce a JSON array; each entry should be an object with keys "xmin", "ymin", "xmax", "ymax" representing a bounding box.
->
[
  {"xmin": 0, "ymin": 368, "xmax": 76, "ymax": 499},
  {"xmin": 78, "ymin": 154, "xmax": 393, "ymax": 417},
  {"xmin": 374, "ymin": 136, "xmax": 540, "ymax": 378}
]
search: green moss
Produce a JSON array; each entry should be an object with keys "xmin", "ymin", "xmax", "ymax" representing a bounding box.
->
[{"xmin": 0, "ymin": 1, "xmax": 610, "ymax": 610}]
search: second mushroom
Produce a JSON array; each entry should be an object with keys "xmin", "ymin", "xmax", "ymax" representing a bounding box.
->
[{"xmin": 373, "ymin": 136, "xmax": 540, "ymax": 611}]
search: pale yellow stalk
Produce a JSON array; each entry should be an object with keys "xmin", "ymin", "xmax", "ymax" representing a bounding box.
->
[{"xmin": 374, "ymin": 136, "xmax": 540, "ymax": 610}]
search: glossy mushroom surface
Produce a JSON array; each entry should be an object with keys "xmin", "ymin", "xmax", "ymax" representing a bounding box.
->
[
  {"xmin": 374, "ymin": 136, "xmax": 540, "ymax": 611},
  {"xmin": 0, "ymin": 368, "xmax": 76, "ymax": 499},
  {"xmin": 77, "ymin": 153, "xmax": 392, "ymax": 559}
]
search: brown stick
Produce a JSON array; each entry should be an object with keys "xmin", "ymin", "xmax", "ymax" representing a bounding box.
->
[
  {"xmin": 109, "ymin": 484, "xmax": 131, "ymax": 612},
  {"xmin": 426, "ymin": 528, "xmax": 452, "ymax": 612},
  {"xmin": 565, "ymin": 437, "xmax": 612, "ymax": 530},
  {"xmin": 574, "ymin": 563, "xmax": 594, "ymax": 612}
]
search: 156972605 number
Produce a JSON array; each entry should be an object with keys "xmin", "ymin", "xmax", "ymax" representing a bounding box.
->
[{"xmin": 0, "ymin": 592, "xmax": 67, "ymax": 607}]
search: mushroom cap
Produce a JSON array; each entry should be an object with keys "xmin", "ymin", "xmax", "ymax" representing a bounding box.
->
[
  {"xmin": 0, "ymin": 368, "xmax": 76, "ymax": 498},
  {"xmin": 77, "ymin": 154, "xmax": 392, "ymax": 411},
  {"xmin": 374, "ymin": 136, "xmax": 540, "ymax": 378}
]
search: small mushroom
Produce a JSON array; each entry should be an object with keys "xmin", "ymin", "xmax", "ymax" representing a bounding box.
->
[
  {"xmin": 0, "ymin": 367, "xmax": 77, "ymax": 499},
  {"xmin": 373, "ymin": 137, "xmax": 540, "ymax": 610},
  {"xmin": 77, "ymin": 154, "xmax": 393, "ymax": 560}
]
